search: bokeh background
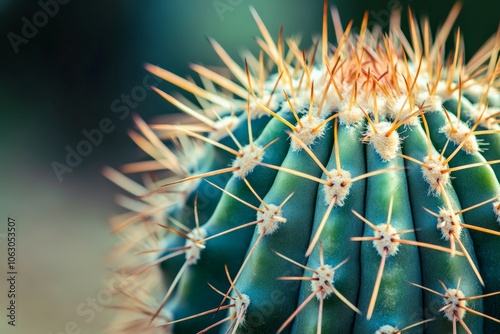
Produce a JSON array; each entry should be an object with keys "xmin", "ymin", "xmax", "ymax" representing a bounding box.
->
[{"xmin": 0, "ymin": 0, "xmax": 498, "ymax": 333}]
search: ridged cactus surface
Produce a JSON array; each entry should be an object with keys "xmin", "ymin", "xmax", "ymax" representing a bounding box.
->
[{"xmin": 106, "ymin": 2, "xmax": 500, "ymax": 333}]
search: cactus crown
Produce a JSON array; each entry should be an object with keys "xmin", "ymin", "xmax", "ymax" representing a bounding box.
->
[{"xmin": 106, "ymin": 1, "xmax": 500, "ymax": 333}]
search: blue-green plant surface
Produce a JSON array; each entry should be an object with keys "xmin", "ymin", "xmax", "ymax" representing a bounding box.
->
[{"xmin": 106, "ymin": 2, "xmax": 500, "ymax": 333}]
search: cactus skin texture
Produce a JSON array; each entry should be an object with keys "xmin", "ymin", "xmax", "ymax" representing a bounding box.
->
[{"xmin": 106, "ymin": 2, "xmax": 500, "ymax": 333}]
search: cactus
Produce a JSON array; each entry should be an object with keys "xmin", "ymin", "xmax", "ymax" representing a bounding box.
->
[{"xmin": 106, "ymin": 2, "xmax": 500, "ymax": 333}]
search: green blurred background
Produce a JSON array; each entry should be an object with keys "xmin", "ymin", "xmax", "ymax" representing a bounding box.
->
[{"xmin": 0, "ymin": 0, "xmax": 498, "ymax": 333}]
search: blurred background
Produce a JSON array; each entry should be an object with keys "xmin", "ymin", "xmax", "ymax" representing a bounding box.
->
[{"xmin": 0, "ymin": 0, "xmax": 497, "ymax": 333}]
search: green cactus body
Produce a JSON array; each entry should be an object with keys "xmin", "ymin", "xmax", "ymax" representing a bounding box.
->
[{"xmin": 107, "ymin": 2, "xmax": 500, "ymax": 333}]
